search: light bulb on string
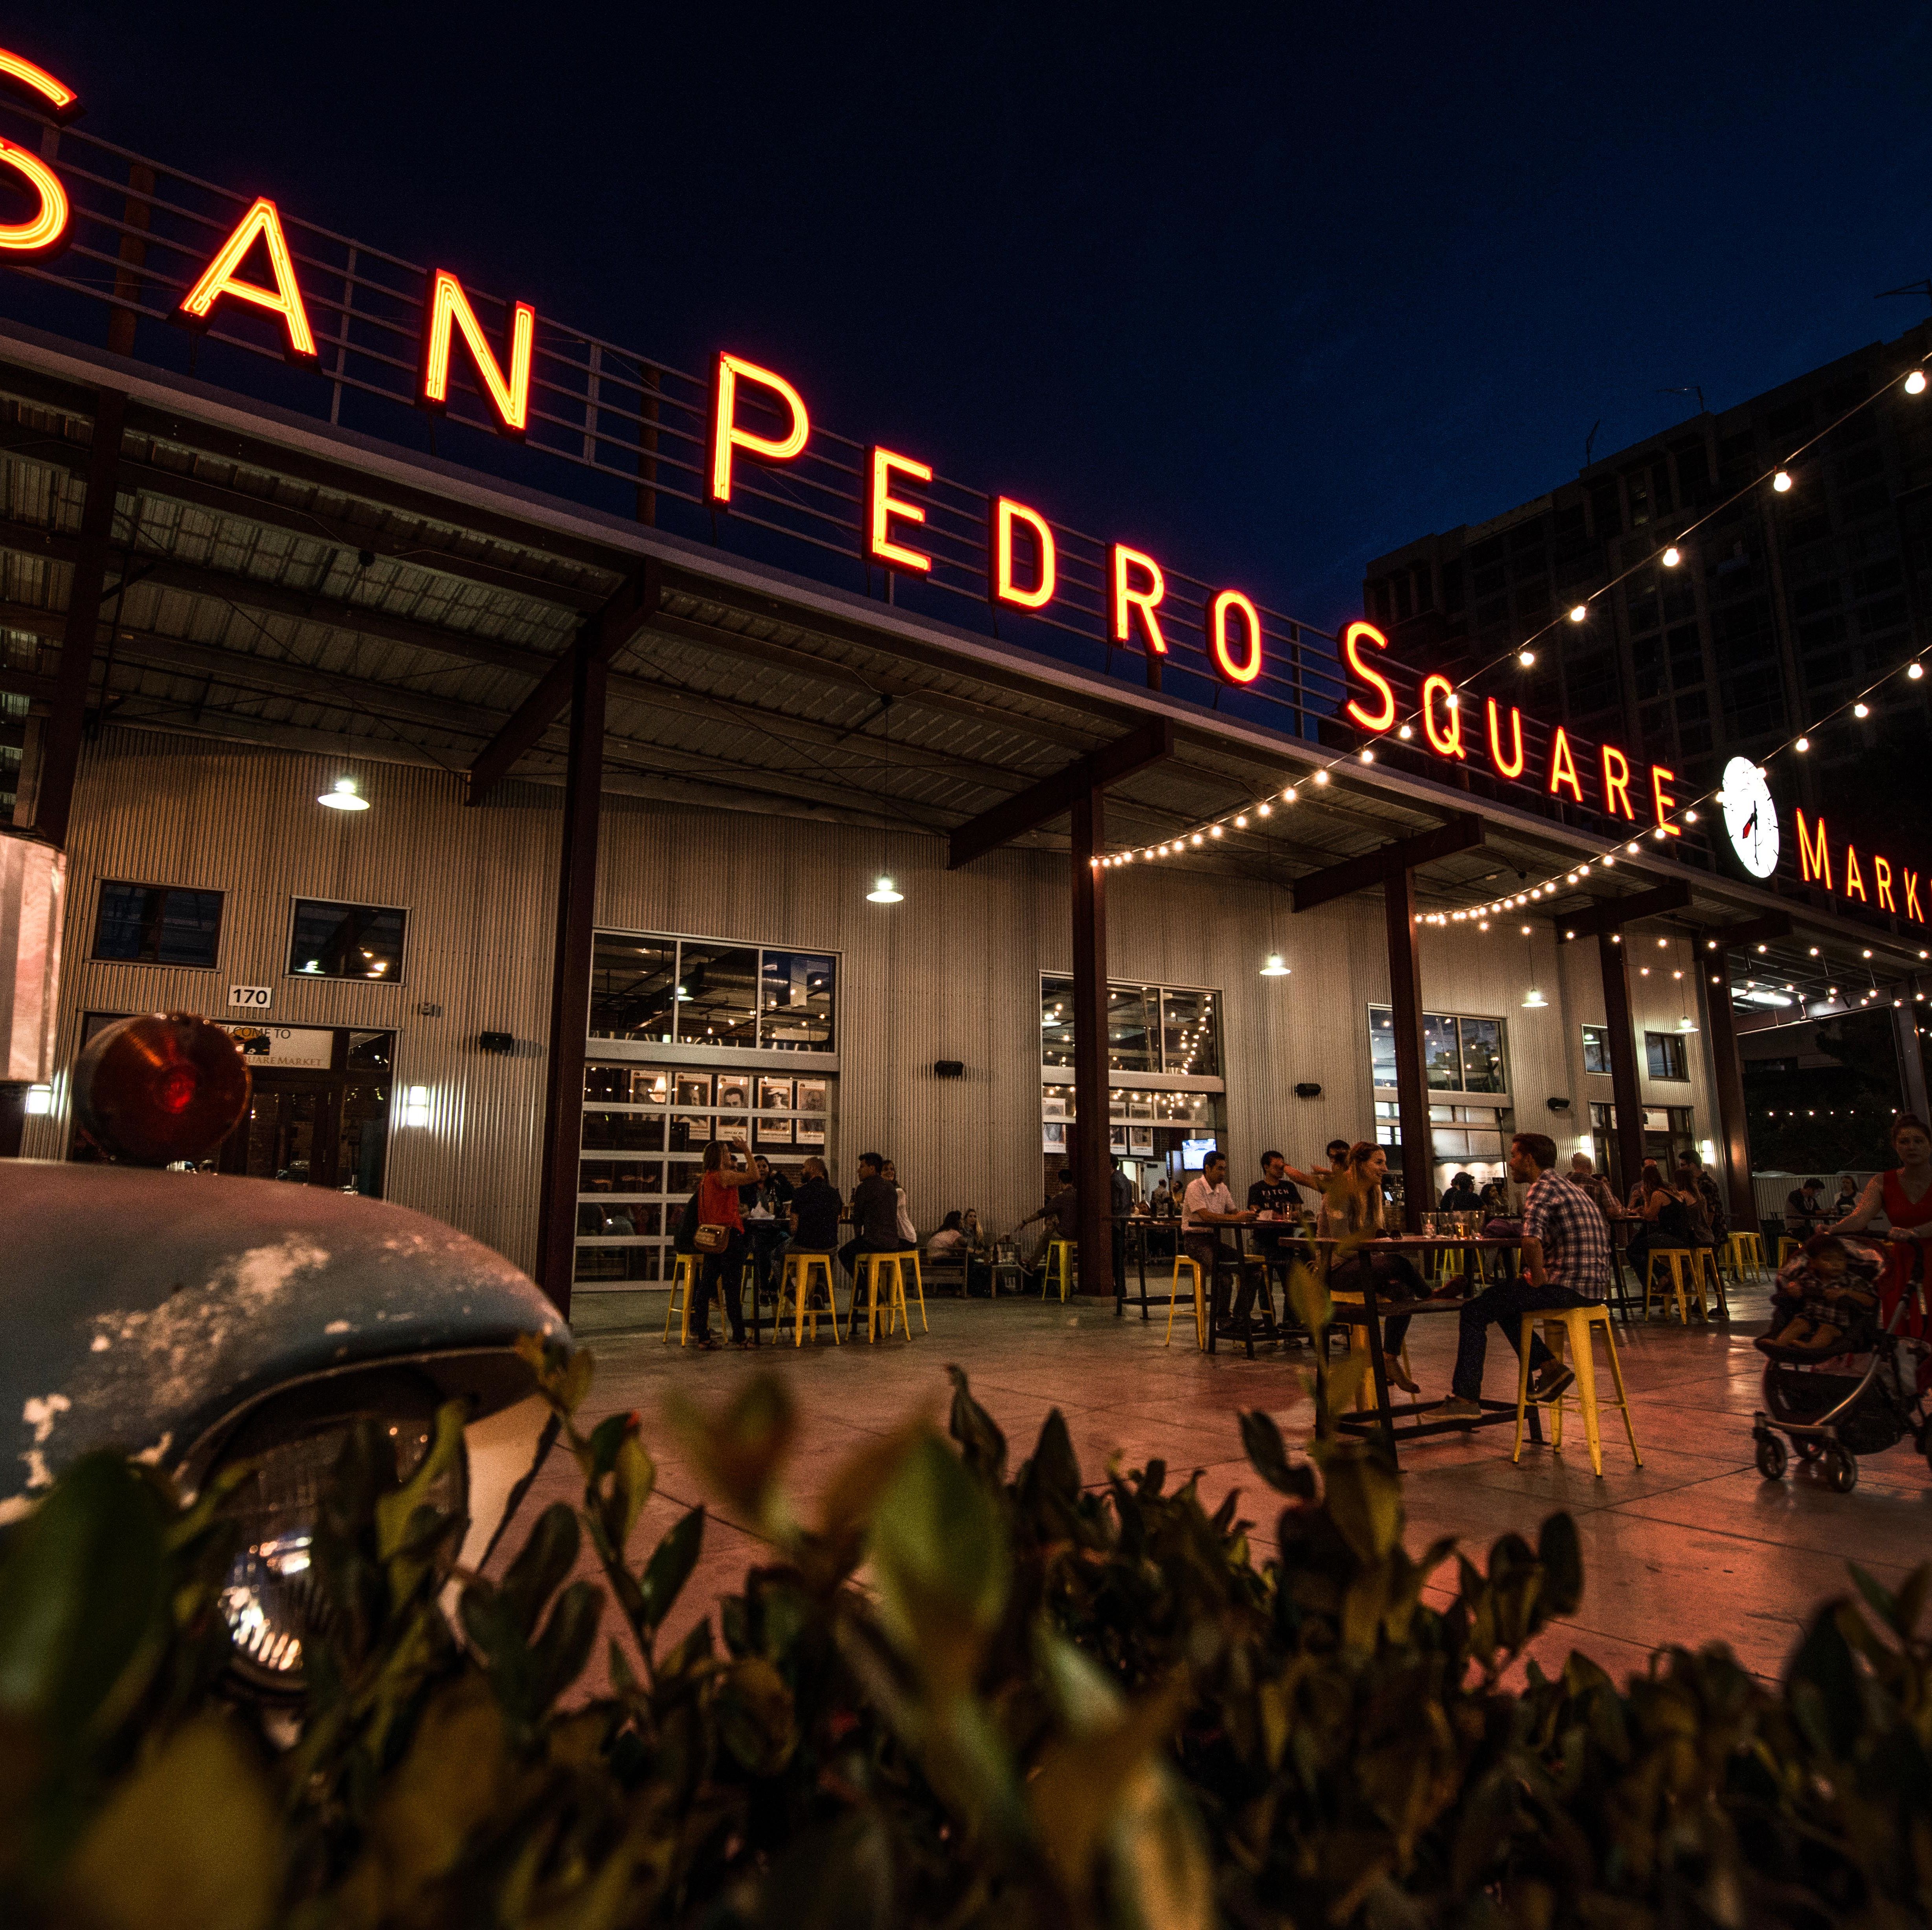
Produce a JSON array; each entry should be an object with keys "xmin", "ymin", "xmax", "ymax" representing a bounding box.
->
[
  {"xmin": 1568, "ymin": 604, "xmax": 1587, "ymax": 624},
  {"xmin": 1908, "ymin": 369, "xmax": 1928, "ymax": 395},
  {"xmin": 1909, "ymin": 662, "xmax": 1925, "ymax": 681},
  {"xmin": 1662, "ymin": 546, "xmax": 1681, "ymax": 567},
  {"xmin": 1518, "ymin": 648, "xmax": 1535, "ymax": 667},
  {"xmin": 1772, "ymin": 470, "xmax": 1792, "ymax": 492},
  {"xmin": 1795, "ymin": 736, "xmax": 1809, "ymax": 751},
  {"xmin": 1854, "ymin": 702, "xmax": 1870, "ymax": 719}
]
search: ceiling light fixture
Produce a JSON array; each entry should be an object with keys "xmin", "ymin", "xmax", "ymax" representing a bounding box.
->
[{"xmin": 318, "ymin": 775, "xmax": 369, "ymax": 811}]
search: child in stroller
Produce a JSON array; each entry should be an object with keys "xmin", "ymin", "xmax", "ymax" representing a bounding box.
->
[
  {"xmin": 1752, "ymin": 1231, "xmax": 1931, "ymax": 1492},
  {"xmin": 1756, "ymin": 1234, "xmax": 1882, "ymax": 1361}
]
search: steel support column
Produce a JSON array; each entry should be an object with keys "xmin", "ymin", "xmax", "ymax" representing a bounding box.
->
[
  {"xmin": 32, "ymin": 388, "xmax": 125, "ymax": 847},
  {"xmin": 1598, "ymin": 929, "xmax": 1646, "ymax": 1200},
  {"xmin": 533, "ymin": 633, "xmax": 606, "ymax": 1314},
  {"xmin": 1701, "ymin": 963, "xmax": 1758, "ymax": 1233},
  {"xmin": 1383, "ymin": 868, "xmax": 1432, "ymax": 1231},
  {"xmin": 1895, "ymin": 1001, "xmax": 1930, "ymax": 1126},
  {"xmin": 1068, "ymin": 786, "xmax": 1115, "ymax": 1296}
]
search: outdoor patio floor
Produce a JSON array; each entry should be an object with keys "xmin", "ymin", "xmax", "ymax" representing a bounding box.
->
[{"xmin": 532, "ymin": 1287, "xmax": 1932, "ymax": 1688}]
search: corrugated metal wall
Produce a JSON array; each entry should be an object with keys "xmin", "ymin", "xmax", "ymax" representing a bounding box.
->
[{"xmin": 21, "ymin": 726, "xmax": 1732, "ymax": 1270}]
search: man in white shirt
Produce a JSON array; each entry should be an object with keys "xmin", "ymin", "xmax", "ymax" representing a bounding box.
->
[{"xmin": 1183, "ymin": 1150, "xmax": 1256, "ymax": 1339}]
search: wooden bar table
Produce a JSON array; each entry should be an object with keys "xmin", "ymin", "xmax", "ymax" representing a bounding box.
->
[{"xmin": 1309, "ymin": 1234, "xmax": 1543, "ymax": 1455}]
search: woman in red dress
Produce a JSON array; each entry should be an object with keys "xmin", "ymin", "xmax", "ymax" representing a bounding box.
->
[{"xmin": 1830, "ymin": 1113, "xmax": 1932, "ymax": 1340}]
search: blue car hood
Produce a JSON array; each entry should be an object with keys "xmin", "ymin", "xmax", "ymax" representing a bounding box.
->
[{"xmin": 2, "ymin": 1162, "xmax": 567, "ymax": 1503}]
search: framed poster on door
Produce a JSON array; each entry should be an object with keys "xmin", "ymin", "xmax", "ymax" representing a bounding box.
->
[
  {"xmin": 795, "ymin": 1079, "xmax": 827, "ymax": 1145},
  {"xmin": 757, "ymin": 1076, "xmax": 795, "ymax": 1144}
]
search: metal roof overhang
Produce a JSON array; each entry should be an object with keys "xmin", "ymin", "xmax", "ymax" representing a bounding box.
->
[{"xmin": 0, "ymin": 317, "xmax": 1923, "ymax": 1005}]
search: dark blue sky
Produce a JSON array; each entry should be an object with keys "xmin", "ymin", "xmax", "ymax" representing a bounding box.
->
[{"xmin": 33, "ymin": 1, "xmax": 1932, "ymax": 629}]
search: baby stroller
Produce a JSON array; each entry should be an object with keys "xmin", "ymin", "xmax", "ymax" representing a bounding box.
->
[{"xmin": 1752, "ymin": 1275, "xmax": 1931, "ymax": 1493}]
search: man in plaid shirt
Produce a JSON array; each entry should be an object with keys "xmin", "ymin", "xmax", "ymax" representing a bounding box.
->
[{"xmin": 1431, "ymin": 1131, "xmax": 1611, "ymax": 1419}]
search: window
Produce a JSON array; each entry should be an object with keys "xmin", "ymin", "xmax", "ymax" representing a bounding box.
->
[
  {"xmin": 589, "ymin": 933, "xmax": 837, "ymax": 1052},
  {"xmin": 1646, "ymin": 1030, "xmax": 1689, "ymax": 1080},
  {"xmin": 288, "ymin": 899, "xmax": 406, "ymax": 981},
  {"xmin": 1582, "ymin": 1024, "xmax": 1612, "ymax": 1075},
  {"xmin": 92, "ymin": 881, "xmax": 224, "ymax": 967},
  {"xmin": 1368, "ymin": 1006, "xmax": 1510, "ymax": 1095},
  {"xmin": 1041, "ymin": 976, "xmax": 1221, "ymax": 1077}
]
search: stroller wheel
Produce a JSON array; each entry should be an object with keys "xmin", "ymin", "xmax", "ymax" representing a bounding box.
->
[
  {"xmin": 1820, "ymin": 1442, "xmax": 1859, "ymax": 1493},
  {"xmin": 1755, "ymin": 1433, "xmax": 1788, "ymax": 1481},
  {"xmin": 1794, "ymin": 1436, "xmax": 1823, "ymax": 1462}
]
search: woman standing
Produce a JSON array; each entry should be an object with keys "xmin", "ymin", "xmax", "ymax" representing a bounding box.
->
[
  {"xmin": 1320, "ymin": 1142, "xmax": 1429, "ymax": 1396},
  {"xmin": 1827, "ymin": 1114, "xmax": 1932, "ymax": 1335},
  {"xmin": 691, "ymin": 1139, "xmax": 755, "ymax": 1350}
]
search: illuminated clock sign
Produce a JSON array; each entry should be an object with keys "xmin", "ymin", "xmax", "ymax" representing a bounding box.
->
[{"xmin": 1718, "ymin": 757, "xmax": 1779, "ymax": 879}]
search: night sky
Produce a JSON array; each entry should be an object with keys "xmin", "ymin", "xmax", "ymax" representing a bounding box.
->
[{"xmin": 27, "ymin": 2, "xmax": 1932, "ymax": 630}]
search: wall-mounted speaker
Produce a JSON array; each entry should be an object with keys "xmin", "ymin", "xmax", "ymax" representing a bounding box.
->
[
  {"xmin": 1293, "ymin": 1081, "xmax": 1322, "ymax": 1099},
  {"xmin": 1546, "ymin": 1095, "xmax": 1572, "ymax": 1112},
  {"xmin": 478, "ymin": 1031, "xmax": 515, "ymax": 1055},
  {"xmin": 933, "ymin": 1059, "xmax": 965, "ymax": 1079}
]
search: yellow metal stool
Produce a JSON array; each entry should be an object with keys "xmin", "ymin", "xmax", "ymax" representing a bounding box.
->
[
  {"xmin": 849, "ymin": 1250, "xmax": 914, "ymax": 1341},
  {"xmin": 1696, "ymin": 1246, "xmax": 1730, "ymax": 1320},
  {"xmin": 776, "ymin": 1251, "xmax": 839, "ymax": 1346},
  {"xmin": 904, "ymin": 1249, "xmax": 930, "ymax": 1332},
  {"xmin": 1041, "ymin": 1239, "xmax": 1077, "ymax": 1302},
  {"xmin": 1778, "ymin": 1236, "xmax": 1803, "ymax": 1268},
  {"xmin": 662, "ymin": 1253, "xmax": 714, "ymax": 1346},
  {"xmin": 1513, "ymin": 1303, "xmax": 1642, "ymax": 1477},
  {"xmin": 1642, "ymin": 1248, "xmax": 1707, "ymax": 1323},
  {"xmin": 1726, "ymin": 1230, "xmax": 1766, "ymax": 1284},
  {"xmin": 1163, "ymin": 1255, "xmax": 1206, "ymax": 1348}
]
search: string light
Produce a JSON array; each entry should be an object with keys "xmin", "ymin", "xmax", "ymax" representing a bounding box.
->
[
  {"xmin": 1568, "ymin": 604, "xmax": 1587, "ymax": 623},
  {"xmin": 1662, "ymin": 546, "xmax": 1681, "ymax": 567},
  {"xmin": 1772, "ymin": 470, "xmax": 1792, "ymax": 492}
]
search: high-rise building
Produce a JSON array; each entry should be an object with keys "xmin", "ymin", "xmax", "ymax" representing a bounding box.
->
[{"xmin": 1362, "ymin": 320, "xmax": 1932, "ymax": 862}]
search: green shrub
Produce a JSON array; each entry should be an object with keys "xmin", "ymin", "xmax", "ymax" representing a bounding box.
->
[{"xmin": 0, "ymin": 1339, "xmax": 1926, "ymax": 1928}]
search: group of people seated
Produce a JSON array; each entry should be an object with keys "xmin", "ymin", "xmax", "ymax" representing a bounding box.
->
[{"xmin": 680, "ymin": 1140, "xmax": 920, "ymax": 1349}]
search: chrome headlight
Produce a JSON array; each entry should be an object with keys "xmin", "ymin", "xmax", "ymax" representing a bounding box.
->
[{"xmin": 213, "ymin": 1376, "xmax": 467, "ymax": 1695}]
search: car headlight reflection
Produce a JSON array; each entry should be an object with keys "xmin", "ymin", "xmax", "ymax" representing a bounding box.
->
[{"xmin": 216, "ymin": 1400, "xmax": 465, "ymax": 1695}]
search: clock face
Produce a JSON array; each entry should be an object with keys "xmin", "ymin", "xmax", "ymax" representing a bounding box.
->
[{"xmin": 1720, "ymin": 756, "xmax": 1780, "ymax": 879}]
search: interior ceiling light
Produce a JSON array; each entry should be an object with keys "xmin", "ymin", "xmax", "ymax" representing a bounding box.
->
[
  {"xmin": 318, "ymin": 776, "xmax": 369, "ymax": 811},
  {"xmin": 1259, "ymin": 953, "xmax": 1290, "ymax": 977},
  {"xmin": 867, "ymin": 874, "xmax": 902, "ymax": 904}
]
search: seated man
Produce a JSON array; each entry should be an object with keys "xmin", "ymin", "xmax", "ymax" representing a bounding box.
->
[
  {"xmin": 1784, "ymin": 1177, "xmax": 1827, "ymax": 1237},
  {"xmin": 836, "ymin": 1152, "xmax": 904, "ymax": 1290},
  {"xmin": 1431, "ymin": 1132, "xmax": 1610, "ymax": 1420},
  {"xmin": 1016, "ymin": 1170, "xmax": 1080, "ymax": 1286},
  {"xmin": 1247, "ymin": 1148, "xmax": 1309, "ymax": 1327},
  {"xmin": 1182, "ymin": 1150, "xmax": 1258, "ymax": 1336}
]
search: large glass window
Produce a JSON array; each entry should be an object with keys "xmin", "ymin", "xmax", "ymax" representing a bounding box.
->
[
  {"xmin": 1106, "ymin": 987, "xmax": 1158, "ymax": 1073},
  {"xmin": 1645, "ymin": 1030, "xmax": 1689, "ymax": 1080},
  {"xmin": 1160, "ymin": 989, "xmax": 1218, "ymax": 1076},
  {"xmin": 760, "ymin": 951, "xmax": 835, "ymax": 1050},
  {"xmin": 92, "ymin": 881, "xmax": 224, "ymax": 967},
  {"xmin": 288, "ymin": 899, "xmax": 406, "ymax": 981},
  {"xmin": 590, "ymin": 933, "xmax": 837, "ymax": 1052},
  {"xmin": 676, "ymin": 941, "xmax": 760, "ymax": 1048},
  {"xmin": 589, "ymin": 938, "xmax": 677, "ymax": 1041},
  {"xmin": 1369, "ymin": 1006, "xmax": 1511, "ymax": 1095},
  {"xmin": 1582, "ymin": 1023, "xmax": 1612, "ymax": 1075},
  {"xmin": 1041, "ymin": 975, "xmax": 1221, "ymax": 1076}
]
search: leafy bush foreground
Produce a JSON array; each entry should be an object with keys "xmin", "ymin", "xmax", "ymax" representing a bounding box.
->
[{"xmin": 0, "ymin": 1336, "xmax": 1928, "ymax": 1930}]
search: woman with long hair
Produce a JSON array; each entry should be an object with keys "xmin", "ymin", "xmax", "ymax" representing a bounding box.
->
[
  {"xmin": 1320, "ymin": 1141, "xmax": 1429, "ymax": 1396},
  {"xmin": 1624, "ymin": 1158, "xmax": 1695, "ymax": 1282},
  {"xmin": 690, "ymin": 1138, "xmax": 755, "ymax": 1349}
]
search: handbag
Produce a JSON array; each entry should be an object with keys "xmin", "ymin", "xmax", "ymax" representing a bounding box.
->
[{"xmin": 693, "ymin": 1222, "xmax": 729, "ymax": 1254}]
